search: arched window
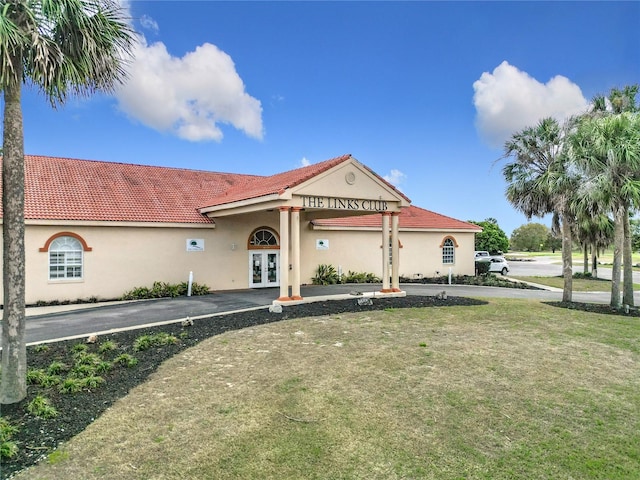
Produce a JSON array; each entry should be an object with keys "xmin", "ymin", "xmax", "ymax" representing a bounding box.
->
[
  {"xmin": 248, "ymin": 227, "xmax": 279, "ymax": 249},
  {"xmin": 442, "ymin": 238, "xmax": 455, "ymax": 264},
  {"xmin": 49, "ymin": 236, "xmax": 84, "ymax": 280}
]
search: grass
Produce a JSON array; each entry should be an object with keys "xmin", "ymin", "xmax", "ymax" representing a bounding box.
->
[
  {"xmin": 13, "ymin": 298, "xmax": 640, "ymax": 480},
  {"xmin": 512, "ymin": 275, "xmax": 640, "ymax": 292},
  {"xmin": 508, "ymin": 250, "xmax": 640, "ymax": 268}
]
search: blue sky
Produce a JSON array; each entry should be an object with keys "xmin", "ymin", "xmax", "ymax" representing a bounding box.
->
[{"xmin": 12, "ymin": 1, "xmax": 640, "ymax": 236}]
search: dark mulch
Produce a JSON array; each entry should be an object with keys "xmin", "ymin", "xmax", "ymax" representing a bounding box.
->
[
  {"xmin": 1, "ymin": 295, "xmax": 485, "ymax": 479},
  {"xmin": 544, "ymin": 301, "xmax": 640, "ymax": 317}
]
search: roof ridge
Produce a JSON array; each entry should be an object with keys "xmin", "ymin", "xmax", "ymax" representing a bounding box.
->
[{"xmin": 21, "ymin": 154, "xmax": 262, "ymax": 179}]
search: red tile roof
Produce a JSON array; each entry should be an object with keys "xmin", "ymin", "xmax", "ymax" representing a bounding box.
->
[
  {"xmin": 312, "ymin": 205, "xmax": 481, "ymax": 231},
  {"xmin": 1, "ymin": 155, "xmax": 259, "ymax": 223},
  {"xmin": 0, "ymin": 155, "xmax": 473, "ymax": 231},
  {"xmin": 201, "ymin": 154, "xmax": 366, "ymax": 208}
]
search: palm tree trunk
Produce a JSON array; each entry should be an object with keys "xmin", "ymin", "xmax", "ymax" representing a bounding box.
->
[
  {"xmin": 583, "ymin": 244, "xmax": 588, "ymax": 274},
  {"xmin": 591, "ymin": 243, "xmax": 598, "ymax": 279},
  {"xmin": 561, "ymin": 215, "xmax": 573, "ymax": 302},
  {"xmin": 622, "ymin": 207, "xmax": 634, "ymax": 307},
  {"xmin": 0, "ymin": 80, "xmax": 27, "ymax": 405},
  {"xmin": 610, "ymin": 206, "xmax": 624, "ymax": 309}
]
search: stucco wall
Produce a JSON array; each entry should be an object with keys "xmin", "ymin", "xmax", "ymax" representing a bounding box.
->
[
  {"xmin": 299, "ymin": 227, "xmax": 476, "ymax": 283},
  {"xmin": 0, "ymin": 217, "xmax": 476, "ymax": 305}
]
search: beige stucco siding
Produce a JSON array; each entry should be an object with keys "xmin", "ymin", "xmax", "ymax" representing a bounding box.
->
[
  {"xmin": 299, "ymin": 226, "xmax": 476, "ymax": 283},
  {"xmin": 1, "ymin": 217, "xmax": 476, "ymax": 305},
  {"xmin": 16, "ymin": 225, "xmax": 218, "ymax": 304}
]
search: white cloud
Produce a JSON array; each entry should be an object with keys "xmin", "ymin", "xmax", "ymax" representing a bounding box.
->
[
  {"xmin": 383, "ymin": 169, "xmax": 406, "ymax": 189},
  {"xmin": 299, "ymin": 157, "xmax": 311, "ymax": 167},
  {"xmin": 473, "ymin": 61, "xmax": 588, "ymax": 148},
  {"xmin": 115, "ymin": 37, "xmax": 263, "ymax": 142},
  {"xmin": 139, "ymin": 15, "xmax": 159, "ymax": 34}
]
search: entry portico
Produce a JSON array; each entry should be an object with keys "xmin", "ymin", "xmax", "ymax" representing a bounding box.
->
[{"xmin": 198, "ymin": 154, "xmax": 410, "ymax": 301}]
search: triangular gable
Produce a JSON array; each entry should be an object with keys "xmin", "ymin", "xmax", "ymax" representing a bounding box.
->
[
  {"xmin": 289, "ymin": 156, "xmax": 410, "ymax": 207},
  {"xmin": 199, "ymin": 154, "xmax": 410, "ymax": 217}
]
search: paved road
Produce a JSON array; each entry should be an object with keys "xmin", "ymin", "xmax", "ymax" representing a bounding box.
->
[
  {"xmin": 24, "ymin": 279, "xmax": 636, "ymax": 345},
  {"xmin": 507, "ymin": 255, "xmax": 640, "ymax": 283}
]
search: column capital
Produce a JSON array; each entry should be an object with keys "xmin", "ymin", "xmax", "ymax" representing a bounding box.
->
[
  {"xmin": 291, "ymin": 206, "xmax": 303, "ymax": 212},
  {"xmin": 381, "ymin": 211, "xmax": 392, "ymax": 216},
  {"xmin": 279, "ymin": 206, "xmax": 291, "ymax": 212},
  {"xmin": 391, "ymin": 211, "xmax": 401, "ymax": 217}
]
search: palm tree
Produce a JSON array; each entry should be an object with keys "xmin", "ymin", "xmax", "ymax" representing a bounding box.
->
[
  {"xmin": 1, "ymin": 0, "xmax": 134, "ymax": 404},
  {"xmin": 570, "ymin": 111, "xmax": 640, "ymax": 308},
  {"xmin": 502, "ymin": 117, "xmax": 578, "ymax": 302}
]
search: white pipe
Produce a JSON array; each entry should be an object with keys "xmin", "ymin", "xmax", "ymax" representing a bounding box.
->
[
  {"xmin": 187, "ymin": 271, "xmax": 193, "ymax": 297},
  {"xmin": 448, "ymin": 267, "xmax": 452, "ymax": 285}
]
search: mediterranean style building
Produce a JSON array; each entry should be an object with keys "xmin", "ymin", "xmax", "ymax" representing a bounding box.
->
[{"xmin": 0, "ymin": 154, "xmax": 480, "ymax": 304}]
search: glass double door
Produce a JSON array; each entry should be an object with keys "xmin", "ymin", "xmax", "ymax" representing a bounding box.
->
[{"xmin": 249, "ymin": 250, "xmax": 279, "ymax": 288}]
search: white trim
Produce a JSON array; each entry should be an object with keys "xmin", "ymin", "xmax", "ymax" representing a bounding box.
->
[{"xmin": 199, "ymin": 193, "xmax": 282, "ymax": 214}]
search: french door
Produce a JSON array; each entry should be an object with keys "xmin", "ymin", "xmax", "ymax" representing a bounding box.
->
[{"xmin": 249, "ymin": 250, "xmax": 279, "ymax": 288}]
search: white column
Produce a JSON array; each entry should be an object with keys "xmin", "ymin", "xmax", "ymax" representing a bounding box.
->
[
  {"xmin": 381, "ymin": 212, "xmax": 391, "ymax": 292},
  {"xmin": 290, "ymin": 207, "xmax": 302, "ymax": 300},
  {"xmin": 278, "ymin": 207, "xmax": 290, "ymax": 301},
  {"xmin": 391, "ymin": 212, "xmax": 400, "ymax": 291}
]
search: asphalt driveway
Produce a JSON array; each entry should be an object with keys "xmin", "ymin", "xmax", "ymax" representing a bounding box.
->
[{"xmin": 24, "ymin": 281, "xmax": 633, "ymax": 345}]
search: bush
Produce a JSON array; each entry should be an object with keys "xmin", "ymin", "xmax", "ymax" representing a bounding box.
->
[
  {"xmin": 0, "ymin": 418, "xmax": 19, "ymax": 460},
  {"xmin": 121, "ymin": 281, "xmax": 211, "ymax": 300},
  {"xmin": 113, "ymin": 353, "xmax": 138, "ymax": 368},
  {"xmin": 134, "ymin": 332, "xmax": 179, "ymax": 352},
  {"xmin": 342, "ymin": 270, "xmax": 381, "ymax": 284},
  {"xmin": 312, "ymin": 264, "xmax": 340, "ymax": 285},
  {"xmin": 27, "ymin": 395, "xmax": 59, "ymax": 419},
  {"xmin": 573, "ymin": 272, "xmax": 593, "ymax": 279},
  {"xmin": 475, "ymin": 260, "xmax": 491, "ymax": 276}
]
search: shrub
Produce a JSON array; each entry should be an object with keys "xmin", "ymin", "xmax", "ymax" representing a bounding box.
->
[
  {"xmin": 98, "ymin": 340, "xmax": 117, "ymax": 353},
  {"xmin": 71, "ymin": 343, "xmax": 88, "ymax": 354},
  {"xmin": 26, "ymin": 368, "xmax": 47, "ymax": 385},
  {"xmin": 134, "ymin": 332, "xmax": 179, "ymax": 352},
  {"xmin": 81, "ymin": 376, "xmax": 105, "ymax": 389},
  {"xmin": 59, "ymin": 378, "xmax": 84, "ymax": 394},
  {"xmin": 343, "ymin": 270, "xmax": 381, "ymax": 283},
  {"xmin": 27, "ymin": 369, "xmax": 61, "ymax": 388},
  {"xmin": 312, "ymin": 264, "xmax": 340, "ymax": 285},
  {"xmin": 27, "ymin": 395, "xmax": 59, "ymax": 419},
  {"xmin": 475, "ymin": 260, "xmax": 491, "ymax": 276},
  {"xmin": 113, "ymin": 353, "xmax": 138, "ymax": 368},
  {"xmin": 47, "ymin": 361, "xmax": 67, "ymax": 375},
  {"xmin": 0, "ymin": 418, "xmax": 19, "ymax": 460},
  {"xmin": 121, "ymin": 281, "xmax": 212, "ymax": 300},
  {"xmin": 95, "ymin": 361, "xmax": 112, "ymax": 374},
  {"xmin": 34, "ymin": 344, "xmax": 50, "ymax": 353},
  {"xmin": 573, "ymin": 272, "xmax": 593, "ymax": 279}
]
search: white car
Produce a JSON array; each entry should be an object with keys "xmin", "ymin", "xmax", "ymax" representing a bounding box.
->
[
  {"xmin": 475, "ymin": 251, "xmax": 490, "ymax": 259},
  {"xmin": 488, "ymin": 256, "xmax": 510, "ymax": 275}
]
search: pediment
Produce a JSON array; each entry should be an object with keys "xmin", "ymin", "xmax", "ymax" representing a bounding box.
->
[{"xmin": 290, "ymin": 157, "xmax": 409, "ymax": 212}]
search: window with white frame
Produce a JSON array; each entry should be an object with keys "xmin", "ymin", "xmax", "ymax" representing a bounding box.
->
[
  {"xmin": 442, "ymin": 238, "xmax": 455, "ymax": 264},
  {"xmin": 49, "ymin": 236, "xmax": 83, "ymax": 280}
]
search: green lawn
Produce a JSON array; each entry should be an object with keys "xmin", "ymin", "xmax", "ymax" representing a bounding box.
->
[
  {"xmin": 16, "ymin": 299, "xmax": 640, "ymax": 480},
  {"xmin": 508, "ymin": 250, "xmax": 640, "ymax": 267},
  {"xmin": 511, "ymin": 275, "xmax": 640, "ymax": 292}
]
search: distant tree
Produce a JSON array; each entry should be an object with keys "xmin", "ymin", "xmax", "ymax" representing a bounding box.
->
[
  {"xmin": 546, "ymin": 232, "xmax": 562, "ymax": 254},
  {"xmin": 510, "ymin": 223, "xmax": 550, "ymax": 252},
  {"xmin": 468, "ymin": 219, "xmax": 509, "ymax": 254}
]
